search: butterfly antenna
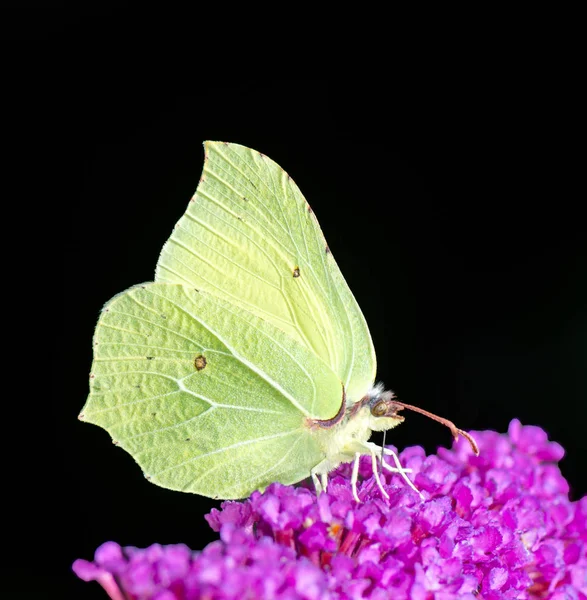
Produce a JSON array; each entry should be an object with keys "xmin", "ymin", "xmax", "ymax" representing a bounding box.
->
[{"xmin": 392, "ymin": 401, "xmax": 479, "ymax": 455}]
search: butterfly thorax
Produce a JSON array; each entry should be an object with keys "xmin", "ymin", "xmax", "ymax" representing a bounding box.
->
[{"xmin": 308, "ymin": 386, "xmax": 404, "ymax": 472}]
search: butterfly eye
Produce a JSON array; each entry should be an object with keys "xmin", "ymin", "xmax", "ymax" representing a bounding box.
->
[{"xmin": 370, "ymin": 400, "xmax": 388, "ymax": 417}]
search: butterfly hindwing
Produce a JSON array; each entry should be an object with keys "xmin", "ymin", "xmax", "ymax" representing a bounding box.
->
[{"xmin": 81, "ymin": 283, "xmax": 339, "ymax": 498}]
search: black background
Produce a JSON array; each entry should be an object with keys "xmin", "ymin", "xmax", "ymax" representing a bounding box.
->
[{"xmin": 40, "ymin": 73, "xmax": 585, "ymax": 598}]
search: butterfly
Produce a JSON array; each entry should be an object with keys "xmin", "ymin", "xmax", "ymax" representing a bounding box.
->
[{"xmin": 80, "ymin": 142, "xmax": 478, "ymax": 502}]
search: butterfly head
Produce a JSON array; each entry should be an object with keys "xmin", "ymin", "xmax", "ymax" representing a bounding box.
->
[{"xmin": 367, "ymin": 388, "xmax": 405, "ymax": 432}]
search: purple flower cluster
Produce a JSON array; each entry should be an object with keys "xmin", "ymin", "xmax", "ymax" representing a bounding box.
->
[{"xmin": 73, "ymin": 420, "xmax": 587, "ymax": 599}]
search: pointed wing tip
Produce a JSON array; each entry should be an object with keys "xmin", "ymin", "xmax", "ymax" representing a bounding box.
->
[
  {"xmin": 203, "ymin": 140, "xmax": 231, "ymax": 163},
  {"xmin": 204, "ymin": 141, "xmax": 253, "ymax": 155},
  {"xmin": 203, "ymin": 140, "xmax": 230, "ymax": 150}
]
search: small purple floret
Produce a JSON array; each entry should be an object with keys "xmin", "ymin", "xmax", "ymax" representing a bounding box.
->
[{"xmin": 74, "ymin": 419, "xmax": 587, "ymax": 599}]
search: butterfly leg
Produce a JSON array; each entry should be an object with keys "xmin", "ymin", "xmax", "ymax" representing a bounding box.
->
[
  {"xmin": 350, "ymin": 448, "xmax": 398, "ymax": 502},
  {"xmin": 370, "ymin": 451, "xmax": 389, "ymax": 499},
  {"xmin": 311, "ymin": 471, "xmax": 323, "ymax": 495},
  {"xmin": 350, "ymin": 451, "xmax": 361, "ymax": 503},
  {"xmin": 380, "ymin": 447, "xmax": 423, "ymax": 499},
  {"xmin": 310, "ymin": 463, "xmax": 331, "ymax": 495}
]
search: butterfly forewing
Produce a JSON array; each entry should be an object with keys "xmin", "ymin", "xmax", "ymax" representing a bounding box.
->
[{"xmin": 155, "ymin": 142, "xmax": 375, "ymax": 402}]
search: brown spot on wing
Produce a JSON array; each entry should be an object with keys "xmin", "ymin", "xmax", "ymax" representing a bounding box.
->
[{"xmin": 194, "ymin": 354, "xmax": 207, "ymax": 371}]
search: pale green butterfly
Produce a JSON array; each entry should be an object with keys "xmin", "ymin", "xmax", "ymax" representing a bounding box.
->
[{"xmin": 79, "ymin": 141, "xmax": 478, "ymax": 502}]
